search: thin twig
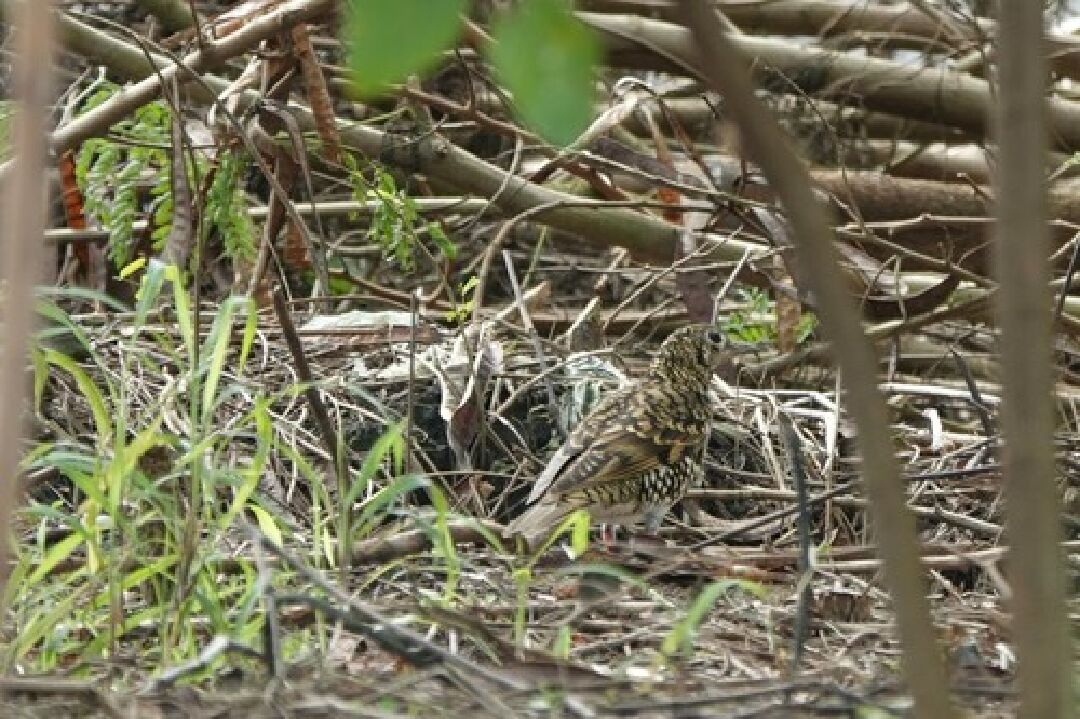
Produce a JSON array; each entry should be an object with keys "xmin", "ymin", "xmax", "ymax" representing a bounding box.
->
[{"xmin": 501, "ymin": 249, "xmax": 564, "ymax": 438}]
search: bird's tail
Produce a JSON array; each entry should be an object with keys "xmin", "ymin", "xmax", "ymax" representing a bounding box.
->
[{"xmin": 503, "ymin": 501, "xmax": 573, "ymax": 551}]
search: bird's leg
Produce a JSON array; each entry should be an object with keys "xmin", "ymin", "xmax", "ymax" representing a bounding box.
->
[
  {"xmin": 599, "ymin": 523, "xmax": 617, "ymax": 546},
  {"xmin": 629, "ymin": 506, "xmax": 669, "ymax": 548},
  {"xmin": 642, "ymin": 506, "xmax": 665, "ymax": 536}
]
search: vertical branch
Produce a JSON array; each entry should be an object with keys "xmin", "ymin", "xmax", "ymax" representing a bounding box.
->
[
  {"xmin": 675, "ymin": 2, "xmax": 954, "ymax": 717},
  {"xmin": 0, "ymin": 1, "xmax": 55, "ymax": 589},
  {"xmin": 406, "ymin": 289, "xmax": 419, "ymax": 475},
  {"xmin": 993, "ymin": 5, "xmax": 1070, "ymax": 718}
]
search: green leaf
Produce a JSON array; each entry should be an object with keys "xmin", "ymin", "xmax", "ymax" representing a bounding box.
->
[
  {"xmin": 30, "ymin": 348, "xmax": 47, "ymax": 414},
  {"xmin": 199, "ymin": 297, "xmax": 241, "ymax": 425},
  {"xmin": 344, "ymin": 0, "xmax": 467, "ymax": 95},
  {"xmin": 512, "ymin": 566, "xmax": 531, "ymax": 644},
  {"xmin": 661, "ymin": 579, "xmax": 765, "ymax": 658},
  {"xmin": 220, "ymin": 400, "xmax": 271, "ymax": 530},
  {"xmin": 164, "ymin": 264, "xmax": 194, "ymax": 363},
  {"xmin": 0, "ymin": 101, "xmax": 13, "ymax": 158},
  {"xmin": 237, "ymin": 296, "xmax": 257, "ymax": 373},
  {"xmin": 250, "ymin": 504, "xmax": 284, "ymax": 547},
  {"xmin": 552, "ymin": 562, "xmax": 648, "ymax": 592},
  {"xmin": 39, "ymin": 459, "xmax": 106, "ymax": 509},
  {"xmin": 354, "ymin": 474, "xmax": 429, "ymax": 539},
  {"xmin": 103, "ymin": 416, "xmax": 165, "ymax": 511},
  {"xmin": 796, "ymin": 313, "xmax": 818, "ymax": 343},
  {"xmin": 569, "ymin": 510, "xmax": 590, "ymax": 556},
  {"xmin": 206, "ymin": 150, "xmax": 256, "ymax": 261},
  {"xmin": 526, "ymin": 509, "xmax": 590, "ymax": 565},
  {"xmin": 26, "ymin": 533, "xmax": 83, "ymax": 587},
  {"xmin": 35, "ymin": 299, "xmax": 90, "ymax": 353},
  {"xmin": 344, "ymin": 421, "xmax": 405, "ymax": 508},
  {"xmin": 134, "ymin": 260, "xmax": 166, "ymax": 332},
  {"xmin": 490, "ymin": 0, "xmax": 599, "ymax": 146},
  {"xmin": 552, "ymin": 625, "xmax": 572, "ymax": 658},
  {"xmin": 42, "ymin": 349, "xmax": 112, "ymax": 448},
  {"xmin": 425, "ymin": 483, "xmax": 460, "ymax": 602},
  {"xmin": 119, "ymin": 554, "xmax": 178, "ymax": 590},
  {"xmin": 119, "ymin": 256, "xmax": 146, "ymax": 280},
  {"xmin": 2, "ymin": 553, "xmax": 29, "ymax": 610},
  {"xmin": 428, "ymin": 222, "xmax": 456, "ymax": 260},
  {"xmin": 14, "ymin": 586, "xmax": 83, "ymax": 661}
]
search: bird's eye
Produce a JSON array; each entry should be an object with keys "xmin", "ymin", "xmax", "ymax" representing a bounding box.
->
[{"xmin": 706, "ymin": 329, "xmax": 723, "ymax": 346}]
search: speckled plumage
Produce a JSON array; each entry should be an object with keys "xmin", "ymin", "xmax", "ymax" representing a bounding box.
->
[{"xmin": 505, "ymin": 325, "xmax": 729, "ymax": 548}]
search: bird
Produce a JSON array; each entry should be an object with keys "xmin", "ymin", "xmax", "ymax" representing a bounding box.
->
[{"xmin": 504, "ymin": 325, "xmax": 732, "ymax": 550}]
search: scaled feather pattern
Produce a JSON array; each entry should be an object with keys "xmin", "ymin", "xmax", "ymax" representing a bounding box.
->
[{"xmin": 505, "ymin": 325, "xmax": 731, "ymax": 548}]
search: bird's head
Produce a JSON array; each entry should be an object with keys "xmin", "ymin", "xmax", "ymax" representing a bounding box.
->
[{"xmin": 651, "ymin": 324, "xmax": 730, "ymax": 381}]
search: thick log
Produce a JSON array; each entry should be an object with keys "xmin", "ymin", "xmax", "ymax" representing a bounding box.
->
[{"xmin": 580, "ymin": 12, "xmax": 1080, "ymax": 152}]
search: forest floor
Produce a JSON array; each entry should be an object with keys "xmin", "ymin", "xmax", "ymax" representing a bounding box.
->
[{"xmin": 2, "ymin": 0, "xmax": 1078, "ymax": 716}]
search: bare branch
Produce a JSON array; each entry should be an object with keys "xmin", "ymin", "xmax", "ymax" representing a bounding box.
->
[
  {"xmin": 993, "ymin": 5, "xmax": 1071, "ymax": 718},
  {"xmin": 0, "ymin": 0, "xmax": 54, "ymax": 593},
  {"xmin": 675, "ymin": 2, "xmax": 955, "ymax": 716}
]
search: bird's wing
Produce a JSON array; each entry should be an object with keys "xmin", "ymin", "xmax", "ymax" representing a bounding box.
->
[
  {"xmin": 546, "ymin": 430, "xmax": 693, "ymax": 499},
  {"xmin": 525, "ymin": 384, "xmax": 638, "ymax": 504},
  {"xmin": 526, "ymin": 383, "xmax": 705, "ymax": 504},
  {"xmin": 526, "ymin": 441, "xmax": 578, "ymax": 503}
]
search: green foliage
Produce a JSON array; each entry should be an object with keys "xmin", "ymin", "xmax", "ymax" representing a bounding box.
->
[
  {"xmin": 345, "ymin": 0, "xmax": 468, "ymax": 95},
  {"xmin": 445, "ymin": 275, "xmax": 478, "ymax": 324},
  {"xmin": 0, "ymin": 100, "xmax": 12, "ymax": 159},
  {"xmin": 489, "ymin": 0, "xmax": 600, "ymax": 146},
  {"xmin": 795, "ymin": 312, "xmax": 819, "ymax": 343},
  {"xmin": 76, "ymin": 87, "xmax": 171, "ymax": 267},
  {"xmin": 13, "ymin": 275, "xmax": 477, "ymax": 676},
  {"xmin": 341, "ymin": 0, "xmax": 600, "ymax": 146},
  {"xmin": 424, "ymin": 481, "xmax": 461, "ymax": 604},
  {"xmin": 74, "ymin": 84, "xmax": 255, "ymax": 270},
  {"xmin": 723, "ymin": 288, "xmax": 771, "ymax": 343},
  {"xmin": 553, "ymin": 561, "xmax": 647, "ymax": 591},
  {"xmin": 552, "ymin": 625, "xmax": 573, "ymax": 658},
  {"xmin": 511, "ymin": 565, "xmax": 531, "ymax": 644},
  {"xmin": 349, "ymin": 163, "xmax": 456, "ymax": 271},
  {"xmin": 855, "ymin": 707, "xmax": 900, "ymax": 719},
  {"xmin": 1050, "ymin": 151, "xmax": 1080, "ymax": 180},
  {"xmin": 205, "ymin": 150, "xmax": 257, "ymax": 261},
  {"xmin": 524, "ymin": 509, "xmax": 591, "ymax": 562},
  {"xmin": 510, "ymin": 510, "xmax": 591, "ymax": 643},
  {"xmin": 343, "ymin": 420, "xmax": 406, "ymax": 512},
  {"xmin": 724, "ymin": 287, "xmax": 817, "ymax": 345},
  {"xmin": 660, "ymin": 579, "xmax": 765, "ymax": 659},
  {"xmin": 9, "ymin": 271, "xmax": 279, "ymax": 673}
]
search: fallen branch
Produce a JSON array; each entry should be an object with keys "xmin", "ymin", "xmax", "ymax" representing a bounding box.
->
[{"xmin": 581, "ymin": 11, "xmax": 1080, "ymax": 152}]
